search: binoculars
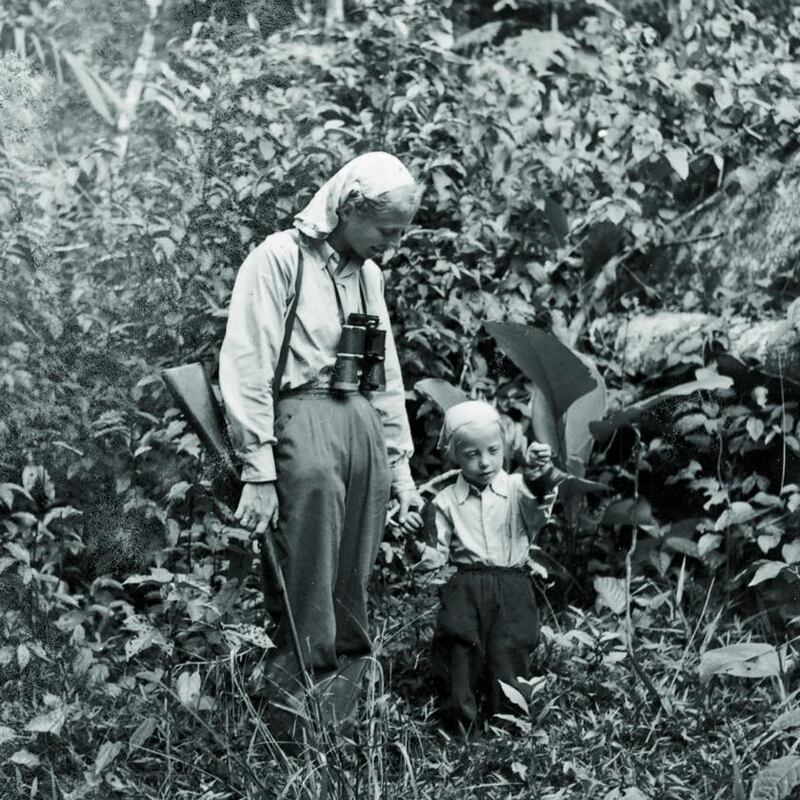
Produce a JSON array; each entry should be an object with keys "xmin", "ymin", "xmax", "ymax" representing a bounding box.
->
[{"xmin": 332, "ymin": 313, "xmax": 387, "ymax": 393}]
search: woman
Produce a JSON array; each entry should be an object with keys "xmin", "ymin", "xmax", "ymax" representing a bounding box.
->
[{"xmin": 219, "ymin": 152, "xmax": 423, "ymax": 698}]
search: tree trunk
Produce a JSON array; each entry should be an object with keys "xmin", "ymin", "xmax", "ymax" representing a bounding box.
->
[
  {"xmin": 593, "ymin": 301, "xmax": 800, "ymax": 385},
  {"xmin": 115, "ymin": 0, "xmax": 161, "ymax": 159},
  {"xmin": 325, "ymin": 0, "xmax": 344, "ymax": 29}
]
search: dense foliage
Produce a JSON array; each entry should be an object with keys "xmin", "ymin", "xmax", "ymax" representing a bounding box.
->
[{"xmin": 1, "ymin": 0, "xmax": 799, "ymax": 797}]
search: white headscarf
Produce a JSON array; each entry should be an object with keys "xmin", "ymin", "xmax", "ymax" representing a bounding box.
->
[
  {"xmin": 437, "ymin": 400, "xmax": 503, "ymax": 454},
  {"xmin": 293, "ymin": 151, "xmax": 416, "ymax": 240}
]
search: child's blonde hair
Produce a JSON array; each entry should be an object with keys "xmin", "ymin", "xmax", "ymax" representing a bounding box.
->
[{"xmin": 437, "ymin": 400, "xmax": 503, "ymax": 458}]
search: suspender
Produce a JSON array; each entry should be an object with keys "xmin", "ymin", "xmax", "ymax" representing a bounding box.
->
[
  {"xmin": 270, "ymin": 240, "xmax": 368, "ymax": 397},
  {"xmin": 327, "ymin": 260, "xmax": 370, "ymax": 322},
  {"xmin": 271, "ymin": 243, "xmax": 304, "ymax": 397}
]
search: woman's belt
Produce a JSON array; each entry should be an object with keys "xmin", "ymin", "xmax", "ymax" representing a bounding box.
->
[
  {"xmin": 277, "ymin": 369, "xmax": 363, "ymax": 400},
  {"xmin": 455, "ymin": 563, "xmax": 527, "ymax": 573}
]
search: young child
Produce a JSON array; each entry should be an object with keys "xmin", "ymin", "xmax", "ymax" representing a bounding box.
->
[{"xmin": 402, "ymin": 400, "xmax": 562, "ymax": 730}]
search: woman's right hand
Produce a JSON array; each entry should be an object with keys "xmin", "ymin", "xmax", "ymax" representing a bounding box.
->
[{"xmin": 235, "ymin": 481, "xmax": 279, "ymax": 539}]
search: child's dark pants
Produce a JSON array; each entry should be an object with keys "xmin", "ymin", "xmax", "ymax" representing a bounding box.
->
[{"xmin": 432, "ymin": 565, "xmax": 539, "ymax": 728}]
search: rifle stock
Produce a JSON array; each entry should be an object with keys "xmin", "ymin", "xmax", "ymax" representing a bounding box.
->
[
  {"xmin": 161, "ymin": 363, "xmax": 309, "ymax": 679},
  {"xmin": 161, "ymin": 363, "xmax": 238, "ymax": 482}
]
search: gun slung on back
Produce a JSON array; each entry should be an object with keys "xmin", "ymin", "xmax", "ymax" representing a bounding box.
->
[{"xmin": 161, "ymin": 363, "xmax": 238, "ymax": 481}]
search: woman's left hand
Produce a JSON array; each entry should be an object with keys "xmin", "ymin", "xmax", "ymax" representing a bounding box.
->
[{"xmin": 394, "ymin": 488, "xmax": 424, "ymax": 526}]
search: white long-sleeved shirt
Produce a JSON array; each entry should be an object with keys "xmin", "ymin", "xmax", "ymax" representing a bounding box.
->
[
  {"xmin": 416, "ymin": 470, "xmax": 557, "ymax": 570},
  {"xmin": 218, "ymin": 229, "xmax": 415, "ymax": 492}
]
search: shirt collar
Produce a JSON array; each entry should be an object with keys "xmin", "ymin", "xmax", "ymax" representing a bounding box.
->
[
  {"xmin": 317, "ymin": 238, "xmax": 363, "ymax": 279},
  {"xmin": 454, "ymin": 470, "xmax": 509, "ymax": 504}
]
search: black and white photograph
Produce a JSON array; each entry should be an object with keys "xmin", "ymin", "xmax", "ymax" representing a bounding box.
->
[{"xmin": 1, "ymin": 0, "xmax": 799, "ymax": 797}]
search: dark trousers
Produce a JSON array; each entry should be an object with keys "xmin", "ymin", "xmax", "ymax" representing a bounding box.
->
[
  {"xmin": 431, "ymin": 566, "xmax": 539, "ymax": 728},
  {"xmin": 264, "ymin": 391, "xmax": 391, "ymax": 690}
]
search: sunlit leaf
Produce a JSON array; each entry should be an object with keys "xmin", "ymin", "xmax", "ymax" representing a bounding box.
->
[
  {"xmin": 93, "ymin": 741, "xmax": 123, "ymax": 775},
  {"xmin": 665, "ymin": 146, "xmax": 690, "ymax": 180},
  {"xmin": 749, "ymin": 561, "xmax": 787, "ymax": 587},
  {"xmin": 17, "ymin": 643, "xmax": 31, "ymax": 670},
  {"xmin": 749, "ymin": 755, "xmax": 800, "ymax": 800},
  {"xmin": 10, "ymin": 749, "xmax": 40, "ymax": 768},
  {"xmin": 770, "ymin": 709, "xmax": 800, "ymax": 732},
  {"xmin": 594, "ymin": 576, "xmax": 627, "ymax": 615},
  {"xmin": 497, "ymin": 680, "xmax": 528, "ymax": 714},
  {"xmin": 699, "ymin": 643, "xmax": 782, "ymax": 683},
  {"xmin": 5, "ymin": 542, "xmax": 30, "ymax": 565},
  {"xmin": 61, "ymin": 50, "xmax": 115, "ymax": 125},
  {"xmin": 414, "ymin": 379, "xmax": 467, "ymax": 412},
  {"xmin": 783, "ymin": 542, "xmax": 800, "ymax": 564},
  {"xmin": 25, "ymin": 707, "xmax": 66, "ymax": 737},
  {"xmin": 177, "ymin": 669, "xmax": 201, "ymax": 708},
  {"xmin": 129, "ymin": 717, "xmax": 158, "ymax": 750}
]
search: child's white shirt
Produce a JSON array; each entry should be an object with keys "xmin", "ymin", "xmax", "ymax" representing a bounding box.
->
[{"xmin": 416, "ymin": 469, "xmax": 557, "ymax": 570}]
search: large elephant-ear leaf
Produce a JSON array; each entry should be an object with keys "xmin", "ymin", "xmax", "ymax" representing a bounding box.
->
[
  {"xmin": 414, "ymin": 378, "xmax": 468, "ymax": 413},
  {"xmin": 561, "ymin": 353, "xmax": 607, "ymax": 469},
  {"xmin": 529, "ymin": 382, "xmax": 562, "ymax": 461},
  {"xmin": 485, "ymin": 323, "xmax": 595, "ymax": 417},
  {"xmin": 486, "ymin": 322, "xmax": 599, "ymax": 464}
]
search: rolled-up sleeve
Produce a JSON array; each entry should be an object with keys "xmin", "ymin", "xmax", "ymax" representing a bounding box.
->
[
  {"xmin": 367, "ymin": 266, "xmax": 415, "ymax": 494},
  {"xmin": 219, "ymin": 239, "xmax": 293, "ymax": 483}
]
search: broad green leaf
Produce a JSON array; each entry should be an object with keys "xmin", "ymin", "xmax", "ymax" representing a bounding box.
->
[
  {"xmin": 222, "ymin": 623, "xmax": 275, "ymax": 651},
  {"xmin": 758, "ymin": 532, "xmax": 783, "ymax": 553},
  {"xmin": 497, "ymin": 680, "xmax": 528, "ymax": 714},
  {"xmin": 129, "ymin": 717, "xmax": 158, "ymax": 750},
  {"xmin": 503, "ymin": 29, "xmax": 574, "ymax": 75},
  {"xmin": 782, "ymin": 541, "xmax": 800, "ymax": 564},
  {"xmin": 747, "ymin": 417, "xmax": 765, "ymax": 441},
  {"xmin": 177, "ymin": 670, "xmax": 201, "ymax": 708},
  {"xmin": 0, "ymin": 484, "xmax": 14, "ymax": 508},
  {"xmin": 414, "ymin": 379, "xmax": 467, "ymax": 412},
  {"xmin": 602, "ymin": 498, "xmax": 654, "ymax": 528},
  {"xmin": 25, "ymin": 707, "xmax": 66, "ymax": 737},
  {"xmin": 5, "ymin": 542, "xmax": 30, "ymax": 564},
  {"xmin": 562, "ymin": 353, "xmax": 607, "ymax": 468},
  {"xmin": 586, "ymin": 0, "xmax": 624, "ymax": 16},
  {"xmin": 715, "ymin": 502, "xmax": 760, "ymax": 531},
  {"xmin": 698, "ymin": 533, "xmax": 723, "ymax": 557},
  {"xmin": 770, "ymin": 708, "xmax": 800, "ymax": 732},
  {"xmin": 17, "ymin": 643, "xmax": 30, "ymax": 670},
  {"xmin": 530, "ymin": 381, "xmax": 561, "ymax": 459},
  {"xmin": 594, "ymin": 576, "xmax": 626, "ymax": 615},
  {"xmin": 123, "ymin": 567, "xmax": 173, "ymax": 586},
  {"xmin": 0, "ymin": 725, "xmax": 15, "ymax": 744},
  {"xmin": 749, "ymin": 755, "xmax": 800, "ymax": 800},
  {"xmin": 61, "ymin": 50, "xmax": 115, "ymax": 125},
  {"xmin": 606, "ymin": 203, "xmax": 626, "ymax": 225},
  {"xmin": 700, "ymin": 643, "xmax": 782, "ymax": 683},
  {"xmin": 94, "ymin": 741, "xmax": 123, "ymax": 775},
  {"xmin": 665, "ymin": 537, "xmax": 700, "ymax": 559},
  {"xmin": 10, "ymin": 749, "xmax": 40, "ymax": 768},
  {"xmin": 166, "ymin": 481, "xmax": 192, "ymax": 502},
  {"xmin": 665, "ymin": 146, "xmax": 689, "ymax": 180},
  {"xmin": 124, "ymin": 627, "xmax": 169, "ymax": 660},
  {"xmin": 487, "ymin": 323, "xmax": 597, "ymax": 417},
  {"xmin": 749, "ymin": 561, "xmax": 788, "ymax": 587}
]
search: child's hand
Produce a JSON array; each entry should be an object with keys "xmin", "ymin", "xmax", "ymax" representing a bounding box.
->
[
  {"xmin": 408, "ymin": 538, "xmax": 427, "ymax": 559},
  {"xmin": 399, "ymin": 510, "xmax": 424, "ymax": 537},
  {"xmin": 525, "ymin": 442, "xmax": 553, "ymax": 478}
]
